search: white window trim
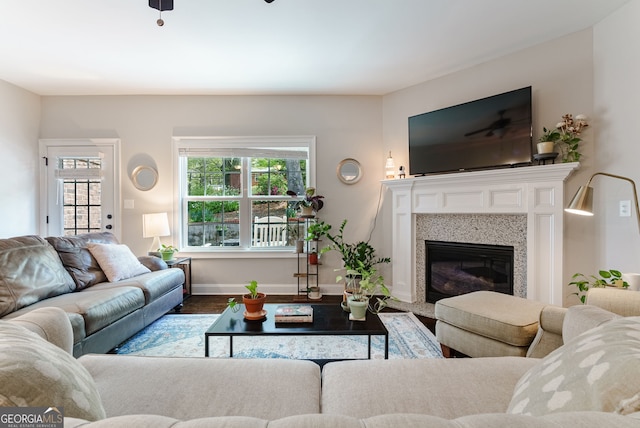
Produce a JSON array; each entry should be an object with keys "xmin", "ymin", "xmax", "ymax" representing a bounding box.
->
[{"xmin": 172, "ymin": 135, "xmax": 316, "ymax": 258}]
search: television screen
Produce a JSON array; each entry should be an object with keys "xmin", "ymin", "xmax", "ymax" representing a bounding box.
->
[{"xmin": 408, "ymin": 86, "xmax": 532, "ymax": 175}]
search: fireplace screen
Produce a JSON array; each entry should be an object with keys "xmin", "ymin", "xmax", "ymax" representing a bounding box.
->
[{"xmin": 426, "ymin": 240, "xmax": 514, "ymax": 303}]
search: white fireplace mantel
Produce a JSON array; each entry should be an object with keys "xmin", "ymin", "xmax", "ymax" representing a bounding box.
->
[{"xmin": 383, "ymin": 163, "xmax": 580, "ymax": 306}]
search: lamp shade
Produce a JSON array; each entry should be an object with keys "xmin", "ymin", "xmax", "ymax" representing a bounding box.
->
[
  {"xmin": 143, "ymin": 212, "xmax": 170, "ymax": 238},
  {"xmin": 565, "ymin": 185, "xmax": 594, "ymax": 216}
]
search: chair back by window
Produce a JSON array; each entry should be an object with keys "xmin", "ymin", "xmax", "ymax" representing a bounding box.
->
[{"xmin": 253, "ymin": 216, "xmax": 287, "ymax": 247}]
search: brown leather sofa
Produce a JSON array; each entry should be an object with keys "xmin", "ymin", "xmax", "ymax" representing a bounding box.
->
[{"xmin": 0, "ymin": 232, "xmax": 184, "ymax": 357}]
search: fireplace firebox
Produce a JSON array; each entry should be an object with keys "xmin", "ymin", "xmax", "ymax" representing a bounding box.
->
[{"xmin": 426, "ymin": 240, "xmax": 514, "ymax": 303}]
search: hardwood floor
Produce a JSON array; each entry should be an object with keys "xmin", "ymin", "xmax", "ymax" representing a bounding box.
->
[{"xmin": 180, "ymin": 294, "xmax": 437, "ymax": 334}]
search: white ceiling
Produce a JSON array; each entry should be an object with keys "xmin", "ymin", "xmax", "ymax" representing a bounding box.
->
[{"xmin": 0, "ymin": 0, "xmax": 630, "ymax": 96}]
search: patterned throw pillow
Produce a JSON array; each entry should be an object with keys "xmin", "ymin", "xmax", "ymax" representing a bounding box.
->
[
  {"xmin": 508, "ymin": 316, "xmax": 640, "ymax": 416},
  {"xmin": 0, "ymin": 321, "xmax": 106, "ymax": 421},
  {"xmin": 87, "ymin": 243, "xmax": 151, "ymax": 282}
]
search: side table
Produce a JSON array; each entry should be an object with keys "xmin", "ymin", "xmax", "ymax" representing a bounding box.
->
[{"xmin": 165, "ymin": 257, "xmax": 192, "ymax": 297}]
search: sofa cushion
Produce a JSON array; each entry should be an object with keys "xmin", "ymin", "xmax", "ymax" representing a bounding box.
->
[
  {"xmin": 322, "ymin": 357, "xmax": 538, "ymax": 419},
  {"xmin": 0, "ymin": 321, "xmax": 105, "ymax": 421},
  {"xmin": 0, "ymin": 235, "xmax": 75, "ymax": 317},
  {"xmin": 508, "ymin": 316, "xmax": 640, "ymax": 416},
  {"xmin": 87, "ymin": 243, "xmax": 150, "ymax": 282},
  {"xmin": 562, "ymin": 304, "xmax": 621, "ymax": 343},
  {"xmin": 79, "ymin": 355, "xmax": 321, "ymax": 420},
  {"xmin": 46, "ymin": 232, "xmax": 119, "ymax": 289}
]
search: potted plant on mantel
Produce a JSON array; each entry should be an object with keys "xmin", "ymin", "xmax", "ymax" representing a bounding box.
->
[
  {"xmin": 228, "ymin": 280, "xmax": 267, "ymax": 320},
  {"xmin": 537, "ymin": 127, "xmax": 560, "ymax": 154},
  {"xmin": 325, "ymin": 219, "xmax": 393, "ymax": 319}
]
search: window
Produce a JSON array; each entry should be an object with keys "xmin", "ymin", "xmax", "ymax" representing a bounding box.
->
[{"xmin": 174, "ymin": 136, "xmax": 315, "ymax": 252}]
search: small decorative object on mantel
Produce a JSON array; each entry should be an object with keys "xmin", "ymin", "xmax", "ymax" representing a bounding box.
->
[
  {"xmin": 540, "ymin": 113, "xmax": 589, "ymax": 163},
  {"xmin": 569, "ymin": 269, "xmax": 629, "ymax": 303}
]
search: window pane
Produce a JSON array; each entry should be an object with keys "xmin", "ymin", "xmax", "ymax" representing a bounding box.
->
[
  {"xmin": 89, "ymin": 181, "xmax": 101, "ymax": 205},
  {"xmin": 251, "ymin": 201, "xmax": 289, "ymax": 247},
  {"xmin": 250, "ymin": 158, "xmax": 306, "ymax": 196},
  {"xmin": 187, "ymin": 157, "xmax": 241, "ymax": 196},
  {"xmin": 187, "ymin": 199, "xmax": 240, "ymax": 247}
]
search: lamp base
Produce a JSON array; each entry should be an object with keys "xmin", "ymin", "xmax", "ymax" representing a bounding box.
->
[{"xmin": 149, "ymin": 236, "xmax": 162, "ymax": 253}]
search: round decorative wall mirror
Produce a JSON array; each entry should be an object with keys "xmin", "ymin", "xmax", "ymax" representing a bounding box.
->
[
  {"xmin": 337, "ymin": 158, "xmax": 362, "ymax": 184},
  {"xmin": 131, "ymin": 165, "xmax": 159, "ymax": 191}
]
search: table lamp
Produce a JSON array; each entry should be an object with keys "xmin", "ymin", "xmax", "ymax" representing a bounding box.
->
[{"xmin": 143, "ymin": 212, "xmax": 171, "ymax": 253}]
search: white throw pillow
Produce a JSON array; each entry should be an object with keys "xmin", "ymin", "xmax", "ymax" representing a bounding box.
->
[
  {"xmin": 508, "ymin": 316, "xmax": 640, "ymax": 416},
  {"xmin": 0, "ymin": 321, "xmax": 106, "ymax": 421},
  {"xmin": 87, "ymin": 243, "xmax": 150, "ymax": 282}
]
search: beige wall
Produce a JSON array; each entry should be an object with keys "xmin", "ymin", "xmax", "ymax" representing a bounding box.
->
[
  {"xmin": 593, "ymin": 0, "xmax": 640, "ymax": 271},
  {"xmin": 0, "ymin": 80, "xmax": 41, "ymax": 237},
  {"xmin": 39, "ymin": 95, "xmax": 384, "ymax": 293},
  {"xmin": 382, "ymin": 29, "xmax": 596, "ymax": 305}
]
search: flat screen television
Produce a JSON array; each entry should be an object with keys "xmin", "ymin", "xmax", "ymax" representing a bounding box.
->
[{"xmin": 408, "ymin": 86, "xmax": 532, "ymax": 175}]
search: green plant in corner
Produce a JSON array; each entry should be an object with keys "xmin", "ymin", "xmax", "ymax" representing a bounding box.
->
[
  {"xmin": 569, "ymin": 269, "xmax": 629, "ymax": 303},
  {"xmin": 326, "ymin": 219, "xmax": 394, "ymax": 313}
]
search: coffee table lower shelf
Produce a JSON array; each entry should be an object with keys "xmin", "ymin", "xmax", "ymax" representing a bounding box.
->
[{"xmin": 204, "ymin": 303, "xmax": 389, "ymax": 360}]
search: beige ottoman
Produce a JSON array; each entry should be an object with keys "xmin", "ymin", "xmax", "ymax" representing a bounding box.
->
[{"xmin": 435, "ymin": 291, "xmax": 546, "ymax": 358}]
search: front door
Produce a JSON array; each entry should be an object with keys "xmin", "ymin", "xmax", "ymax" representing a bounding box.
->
[{"xmin": 40, "ymin": 139, "xmax": 120, "ymax": 238}]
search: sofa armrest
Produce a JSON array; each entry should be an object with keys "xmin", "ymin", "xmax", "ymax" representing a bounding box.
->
[
  {"xmin": 526, "ymin": 305, "xmax": 567, "ymax": 358},
  {"xmin": 138, "ymin": 255, "xmax": 168, "ymax": 272},
  {"xmin": 586, "ymin": 287, "xmax": 640, "ymax": 316},
  {"xmin": 7, "ymin": 307, "xmax": 73, "ymax": 354}
]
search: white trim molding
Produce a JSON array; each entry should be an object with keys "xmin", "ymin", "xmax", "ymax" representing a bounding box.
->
[{"xmin": 383, "ymin": 162, "xmax": 579, "ymax": 306}]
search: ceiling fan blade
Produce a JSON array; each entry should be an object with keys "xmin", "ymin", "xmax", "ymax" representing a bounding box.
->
[
  {"xmin": 149, "ymin": 0, "xmax": 174, "ymax": 11},
  {"xmin": 464, "ymin": 127, "xmax": 491, "ymax": 137}
]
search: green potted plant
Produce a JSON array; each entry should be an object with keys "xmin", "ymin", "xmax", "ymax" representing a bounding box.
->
[
  {"xmin": 569, "ymin": 269, "xmax": 629, "ymax": 303},
  {"xmin": 305, "ymin": 221, "xmax": 331, "ymax": 241},
  {"xmin": 286, "ymin": 187, "xmax": 325, "ymax": 217},
  {"xmin": 159, "ymin": 244, "xmax": 178, "ymax": 261},
  {"xmin": 325, "ymin": 220, "xmax": 392, "ymax": 316},
  {"xmin": 540, "ymin": 114, "xmax": 589, "ymax": 161},
  {"xmin": 537, "ymin": 127, "xmax": 560, "ymax": 154},
  {"xmin": 228, "ymin": 280, "xmax": 267, "ymax": 320}
]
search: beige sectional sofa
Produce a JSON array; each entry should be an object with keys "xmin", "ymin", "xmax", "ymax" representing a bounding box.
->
[
  {"xmin": 1, "ymin": 299, "xmax": 639, "ymax": 427},
  {"xmin": 0, "ymin": 232, "xmax": 184, "ymax": 357}
]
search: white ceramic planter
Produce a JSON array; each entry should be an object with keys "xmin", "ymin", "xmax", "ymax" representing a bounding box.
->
[{"xmin": 537, "ymin": 142, "xmax": 555, "ymax": 154}]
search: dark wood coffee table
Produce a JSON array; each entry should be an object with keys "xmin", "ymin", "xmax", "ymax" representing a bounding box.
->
[{"xmin": 205, "ymin": 303, "xmax": 389, "ymax": 359}]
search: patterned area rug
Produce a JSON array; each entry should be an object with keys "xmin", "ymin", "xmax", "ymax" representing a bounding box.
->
[{"xmin": 116, "ymin": 312, "xmax": 443, "ymax": 359}]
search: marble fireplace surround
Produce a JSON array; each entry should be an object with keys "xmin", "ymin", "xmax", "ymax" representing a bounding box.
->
[{"xmin": 383, "ymin": 163, "xmax": 579, "ymax": 318}]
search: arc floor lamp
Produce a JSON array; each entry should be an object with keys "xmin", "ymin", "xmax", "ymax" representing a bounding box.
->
[{"xmin": 565, "ymin": 172, "xmax": 640, "ymax": 233}]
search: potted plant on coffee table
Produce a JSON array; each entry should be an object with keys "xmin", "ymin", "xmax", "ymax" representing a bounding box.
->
[{"xmin": 228, "ymin": 280, "xmax": 267, "ymax": 320}]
